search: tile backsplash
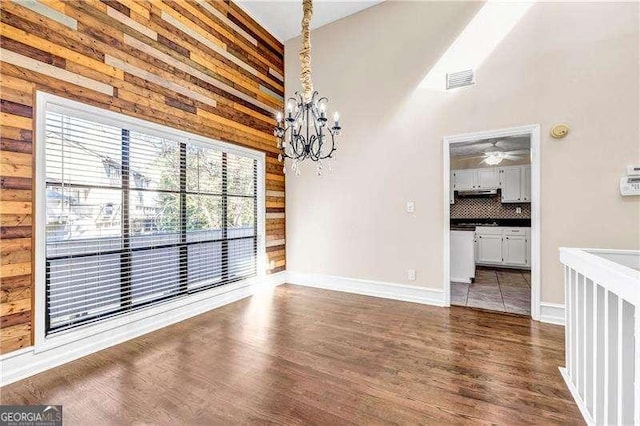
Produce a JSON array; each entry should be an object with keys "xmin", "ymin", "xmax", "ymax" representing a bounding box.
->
[{"xmin": 451, "ymin": 194, "xmax": 531, "ymax": 219}]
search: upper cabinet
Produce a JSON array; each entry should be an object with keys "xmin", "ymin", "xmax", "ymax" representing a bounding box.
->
[
  {"xmin": 498, "ymin": 165, "xmax": 531, "ymax": 203},
  {"xmin": 476, "ymin": 168, "xmax": 500, "ymax": 189},
  {"xmin": 522, "ymin": 165, "xmax": 531, "ymax": 202},
  {"xmin": 451, "ymin": 165, "xmax": 531, "ymax": 203},
  {"xmin": 499, "ymin": 166, "xmax": 522, "ymax": 202},
  {"xmin": 450, "ymin": 171, "xmax": 455, "ymax": 204},
  {"xmin": 452, "ymin": 168, "xmax": 500, "ymax": 191},
  {"xmin": 454, "ymin": 169, "xmax": 476, "ymax": 191}
]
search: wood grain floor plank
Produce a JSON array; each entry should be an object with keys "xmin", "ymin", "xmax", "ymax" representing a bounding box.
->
[{"xmin": 0, "ymin": 285, "xmax": 582, "ymax": 425}]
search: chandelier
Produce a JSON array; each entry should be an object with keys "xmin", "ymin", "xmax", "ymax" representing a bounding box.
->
[{"xmin": 274, "ymin": 0, "xmax": 342, "ymax": 176}]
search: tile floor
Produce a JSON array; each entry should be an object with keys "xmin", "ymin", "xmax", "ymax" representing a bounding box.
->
[{"xmin": 451, "ymin": 267, "xmax": 531, "ymax": 315}]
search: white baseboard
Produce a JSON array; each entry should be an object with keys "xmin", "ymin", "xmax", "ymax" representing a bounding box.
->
[
  {"xmin": 559, "ymin": 367, "xmax": 593, "ymax": 425},
  {"xmin": 540, "ymin": 302, "xmax": 565, "ymax": 325},
  {"xmin": 286, "ymin": 271, "xmax": 445, "ymax": 307},
  {"xmin": 0, "ymin": 272, "xmax": 286, "ymax": 387},
  {"xmin": 450, "ymin": 277, "xmax": 472, "ymax": 284}
]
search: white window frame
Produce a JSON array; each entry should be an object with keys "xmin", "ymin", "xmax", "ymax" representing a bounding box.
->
[{"xmin": 34, "ymin": 91, "xmax": 266, "ymax": 352}]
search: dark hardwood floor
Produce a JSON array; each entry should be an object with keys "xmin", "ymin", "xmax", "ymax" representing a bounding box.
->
[{"xmin": 0, "ymin": 284, "xmax": 583, "ymax": 425}]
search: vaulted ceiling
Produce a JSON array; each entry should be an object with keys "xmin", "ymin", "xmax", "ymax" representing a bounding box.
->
[{"xmin": 236, "ymin": 0, "xmax": 384, "ymax": 41}]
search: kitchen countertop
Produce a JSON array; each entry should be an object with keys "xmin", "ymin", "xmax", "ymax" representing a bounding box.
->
[
  {"xmin": 451, "ymin": 218, "xmax": 531, "ymax": 229},
  {"xmin": 450, "ymin": 219, "xmax": 531, "ymax": 231}
]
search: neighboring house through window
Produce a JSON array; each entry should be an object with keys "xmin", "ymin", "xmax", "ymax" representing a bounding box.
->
[{"xmin": 39, "ymin": 94, "xmax": 264, "ymax": 335}]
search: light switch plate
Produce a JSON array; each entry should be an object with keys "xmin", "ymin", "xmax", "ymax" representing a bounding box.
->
[
  {"xmin": 407, "ymin": 269, "xmax": 416, "ymax": 281},
  {"xmin": 406, "ymin": 201, "xmax": 415, "ymax": 213}
]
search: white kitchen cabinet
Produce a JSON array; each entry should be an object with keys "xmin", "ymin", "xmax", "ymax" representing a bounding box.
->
[
  {"xmin": 476, "ymin": 233, "xmax": 504, "ymax": 264},
  {"xmin": 452, "ymin": 168, "xmax": 499, "ymax": 191},
  {"xmin": 453, "ymin": 169, "xmax": 475, "ymax": 191},
  {"xmin": 450, "ymin": 230, "xmax": 475, "ymax": 283},
  {"xmin": 475, "ymin": 227, "xmax": 531, "ymax": 269},
  {"xmin": 450, "ymin": 171, "xmax": 455, "ymax": 204},
  {"xmin": 503, "ymin": 235, "xmax": 528, "ymax": 267},
  {"xmin": 499, "ymin": 165, "xmax": 531, "ymax": 203},
  {"xmin": 476, "ymin": 168, "xmax": 500, "ymax": 189},
  {"xmin": 499, "ymin": 166, "xmax": 523, "ymax": 203},
  {"xmin": 452, "ymin": 165, "xmax": 530, "ymax": 202},
  {"xmin": 521, "ymin": 165, "xmax": 531, "ymax": 202}
]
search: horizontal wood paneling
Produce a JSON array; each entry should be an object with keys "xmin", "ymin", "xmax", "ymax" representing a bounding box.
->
[{"xmin": 0, "ymin": 0, "xmax": 285, "ymax": 354}]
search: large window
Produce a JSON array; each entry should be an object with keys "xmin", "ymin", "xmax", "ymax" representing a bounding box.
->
[{"xmin": 43, "ymin": 102, "xmax": 261, "ymax": 334}]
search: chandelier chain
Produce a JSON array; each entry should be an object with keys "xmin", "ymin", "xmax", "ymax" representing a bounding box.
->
[{"xmin": 299, "ymin": 0, "xmax": 313, "ymax": 103}]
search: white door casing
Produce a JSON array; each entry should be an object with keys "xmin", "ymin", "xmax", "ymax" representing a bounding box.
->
[{"xmin": 443, "ymin": 124, "xmax": 541, "ymax": 320}]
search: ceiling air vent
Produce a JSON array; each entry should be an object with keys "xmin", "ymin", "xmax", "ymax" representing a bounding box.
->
[{"xmin": 446, "ymin": 69, "xmax": 475, "ymax": 90}]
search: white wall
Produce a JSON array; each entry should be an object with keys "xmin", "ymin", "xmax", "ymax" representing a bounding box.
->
[{"xmin": 285, "ymin": 1, "xmax": 640, "ymax": 304}]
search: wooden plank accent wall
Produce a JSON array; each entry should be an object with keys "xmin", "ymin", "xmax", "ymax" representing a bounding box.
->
[{"xmin": 0, "ymin": 0, "xmax": 285, "ymax": 355}]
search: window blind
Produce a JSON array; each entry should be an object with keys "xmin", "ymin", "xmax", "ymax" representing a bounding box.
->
[{"xmin": 44, "ymin": 110, "xmax": 258, "ymax": 334}]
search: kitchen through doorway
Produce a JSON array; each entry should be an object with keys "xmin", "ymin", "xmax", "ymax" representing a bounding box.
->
[{"xmin": 443, "ymin": 125, "xmax": 540, "ymax": 319}]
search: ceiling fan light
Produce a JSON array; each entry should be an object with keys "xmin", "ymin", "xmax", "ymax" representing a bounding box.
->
[{"xmin": 484, "ymin": 152, "xmax": 505, "ymax": 165}]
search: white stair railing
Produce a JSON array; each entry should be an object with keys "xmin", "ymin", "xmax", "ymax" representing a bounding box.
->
[{"xmin": 560, "ymin": 248, "xmax": 639, "ymax": 425}]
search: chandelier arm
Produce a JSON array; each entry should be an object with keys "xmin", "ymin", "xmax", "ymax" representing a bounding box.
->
[
  {"xmin": 307, "ymin": 134, "xmax": 318, "ymax": 161},
  {"xmin": 311, "ymin": 116, "xmax": 324, "ymax": 158},
  {"xmin": 310, "ymin": 103, "xmax": 321, "ymax": 123},
  {"xmin": 288, "ymin": 127, "xmax": 302, "ymax": 158},
  {"xmin": 286, "ymin": 96, "xmax": 298, "ymax": 106},
  {"xmin": 299, "ymin": 134, "xmax": 310, "ymax": 161},
  {"xmin": 318, "ymin": 133, "xmax": 336, "ymax": 160},
  {"xmin": 283, "ymin": 124, "xmax": 298, "ymax": 159},
  {"xmin": 285, "ymin": 94, "xmax": 303, "ymax": 123},
  {"xmin": 297, "ymin": 133, "xmax": 307, "ymax": 160}
]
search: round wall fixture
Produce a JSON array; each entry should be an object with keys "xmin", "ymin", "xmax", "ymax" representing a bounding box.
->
[{"xmin": 551, "ymin": 123, "xmax": 569, "ymax": 139}]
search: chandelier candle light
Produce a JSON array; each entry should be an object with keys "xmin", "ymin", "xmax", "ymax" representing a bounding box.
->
[{"xmin": 274, "ymin": 0, "xmax": 342, "ymax": 176}]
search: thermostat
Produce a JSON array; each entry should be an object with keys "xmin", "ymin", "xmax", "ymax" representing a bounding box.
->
[
  {"xmin": 626, "ymin": 165, "xmax": 640, "ymax": 176},
  {"xmin": 620, "ymin": 176, "xmax": 640, "ymax": 196}
]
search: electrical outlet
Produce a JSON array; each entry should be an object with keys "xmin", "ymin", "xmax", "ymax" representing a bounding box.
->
[
  {"xmin": 406, "ymin": 201, "xmax": 415, "ymax": 213},
  {"xmin": 516, "ymin": 207, "xmax": 522, "ymax": 214},
  {"xmin": 269, "ymin": 260, "xmax": 275, "ymax": 269},
  {"xmin": 407, "ymin": 269, "xmax": 416, "ymax": 281}
]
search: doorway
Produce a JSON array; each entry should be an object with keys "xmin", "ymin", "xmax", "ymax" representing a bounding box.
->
[{"xmin": 443, "ymin": 125, "xmax": 540, "ymax": 319}]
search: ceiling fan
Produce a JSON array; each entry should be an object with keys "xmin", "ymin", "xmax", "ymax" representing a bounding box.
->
[{"xmin": 477, "ymin": 140, "xmax": 527, "ymax": 165}]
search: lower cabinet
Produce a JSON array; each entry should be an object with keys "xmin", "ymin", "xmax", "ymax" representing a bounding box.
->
[
  {"xmin": 475, "ymin": 227, "xmax": 531, "ymax": 269},
  {"xmin": 503, "ymin": 235, "xmax": 528, "ymax": 267},
  {"xmin": 477, "ymin": 233, "xmax": 503, "ymax": 264}
]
